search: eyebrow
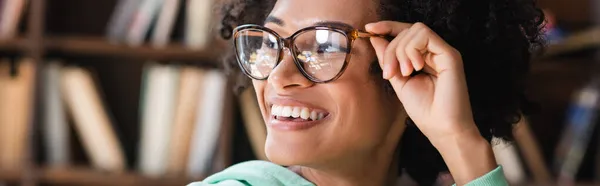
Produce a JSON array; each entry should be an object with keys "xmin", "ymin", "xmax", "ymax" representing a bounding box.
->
[
  {"xmin": 265, "ymin": 16, "xmax": 355, "ymax": 30},
  {"xmin": 312, "ymin": 21, "xmax": 354, "ymax": 30},
  {"xmin": 265, "ymin": 16, "xmax": 284, "ymax": 26}
]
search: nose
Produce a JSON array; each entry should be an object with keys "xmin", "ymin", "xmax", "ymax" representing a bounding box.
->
[{"xmin": 268, "ymin": 47, "xmax": 313, "ymax": 93}]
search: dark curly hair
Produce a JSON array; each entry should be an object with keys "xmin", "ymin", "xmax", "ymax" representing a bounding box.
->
[{"xmin": 217, "ymin": 0, "xmax": 545, "ymax": 185}]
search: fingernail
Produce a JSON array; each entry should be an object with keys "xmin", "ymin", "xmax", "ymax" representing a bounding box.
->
[
  {"xmin": 365, "ymin": 23, "xmax": 375, "ymax": 30},
  {"xmin": 382, "ymin": 64, "xmax": 389, "ymax": 79},
  {"xmin": 384, "ymin": 61, "xmax": 394, "ymax": 79},
  {"xmin": 400, "ymin": 62, "xmax": 408, "ymax": 76}
]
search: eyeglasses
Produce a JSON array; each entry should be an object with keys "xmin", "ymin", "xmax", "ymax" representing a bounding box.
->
[{"xmin": 233, "ymin": 24, "xmax": 382, "ymax": 83}]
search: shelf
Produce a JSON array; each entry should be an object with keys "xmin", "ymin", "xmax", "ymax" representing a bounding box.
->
[
  {"xmin": 38, "ymin": 166, "xmax": 192, "ymax": 186},
  {"xmin": 44, "ymin": 36, "xmax": 225, "ymax": 63},
  {"xmin": 0, "ymin": 37, "xmax": 29, "ymax": 51},
  {"xmin": 540, "ymin": 27, "xmax": 600, "ymax": 58},
  {"xmin": 1, "ymin": 167, "xmax": 195, "ymax": 186}
]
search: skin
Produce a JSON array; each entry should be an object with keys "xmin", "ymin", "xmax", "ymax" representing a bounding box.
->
[{"xmin": 252, "ymin": 0, "xmax": 497, "ymax": 185}]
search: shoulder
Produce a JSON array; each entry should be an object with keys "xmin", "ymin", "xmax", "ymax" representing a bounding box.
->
[{"xmin": 187, "ymin": 160, "xmax": 315, "ymax": 186}]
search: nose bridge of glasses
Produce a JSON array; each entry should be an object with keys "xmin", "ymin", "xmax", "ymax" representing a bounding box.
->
[{"xmin": 279, "ymin": 37, "xmax": 298, "ymax": 59}]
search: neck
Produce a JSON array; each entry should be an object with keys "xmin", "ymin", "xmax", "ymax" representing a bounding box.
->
[{"xmin": 290, "ymin": 149, "xmax": 400, "ymax": 186}]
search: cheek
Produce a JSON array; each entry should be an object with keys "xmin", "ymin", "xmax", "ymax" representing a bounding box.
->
[
  {"xmin": 252, "ymin": 80, "xmax": 269, "ymax": 120},
  {"xmin": 325, "ymin": 64, "xmax": 394, "ymax": 151},
  {"xmin": 329, "ymin": 82, "xmax": 392, "ymax": 147}
]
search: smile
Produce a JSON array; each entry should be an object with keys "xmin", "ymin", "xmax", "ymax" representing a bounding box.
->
[{"xmin": 268, "ymin": 104, "xmax": 330, "ymax": 130}]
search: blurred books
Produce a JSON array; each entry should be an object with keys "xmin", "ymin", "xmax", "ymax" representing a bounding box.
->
[
  {"xmin": 0, "ymin": 59, "xmax": 229, "ymax": 179},
  {"xmin": 107, "ymin": 0, "xmax": 216, "ymax": 49},
  {"xmin": 0, "ymin": 0, "xmax": 28, "ymax": 40}
]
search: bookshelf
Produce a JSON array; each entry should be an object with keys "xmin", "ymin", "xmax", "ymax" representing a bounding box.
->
[
  {"xmin": 0, "ymin": 0, "xmax": 234, "ymax": 186},
  {"xmin": 0, "ymin": 0, "xmax": 596, "ymax": 185},
  {"xmin": 0, "ymin": 36, "xmax": 225, "ymax": 62},
  {"xmin": 44, "ymin": 36, "xmax": 225, "ymax": 62}
]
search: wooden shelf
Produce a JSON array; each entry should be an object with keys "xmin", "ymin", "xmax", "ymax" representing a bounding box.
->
[
  {"xmin": 39, "ymin": 167, "xmax": 193, "ymax": 186},
  {"xmin": 540, "ymin": 27, "xmax": 600, "ymax": 58},
  {"xmin": 1, "ymin": 167, "xmax": 195, "ymax": 186},
  {"xmin": 44, "ymin": 36, "xmax": 225, "ymax": 63},
  {"xmin": 0, "ymin": 37, "xmax": 29, "ymax": 51}
]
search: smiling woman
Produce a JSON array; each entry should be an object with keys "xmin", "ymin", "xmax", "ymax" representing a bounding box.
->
[{"xmin": 189, "ymin": 0, "xmax": 545, "ymax": 185}]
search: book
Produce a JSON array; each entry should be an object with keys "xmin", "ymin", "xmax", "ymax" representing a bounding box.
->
[
  {"xmin": 491, "ymin": 137, "xmax": 526, "ymax": 184},
  {"xmin": 166, "ymin": 66, "xmax": 204, "ymax": 176},
  {"xmin": 126, "ymin": 0, "xmax": 164, "ymax": 46},
  {"xmin": 0, "ymin": 58, "xmax": 35, "ymax": 170},
  {"xmin": 61, "ymin": 66, "xmax": 126, "ymax": 172},
  {"xmin": 150, "ymin": 0, "xmax": 180, "ymax": 47},
  {"xmin": 0, "ymin": 59, "xmax": 5, "ymax": 165},
  {"xmin": 106, "ymin": 0, "xmax": 144, "ymax": 43},
  {"xmin": 513, "ymin": 116, "xmax": 552, "ymax": 183},
  {"xmin": 238, "ymin": 87, "xmax": 267, "ymax": 160},
  {"xmin": 0, "ymin": 0, "xmax": 5, "ymax": 27},
  {"xmin": 138, "ymin": 63, "xmax": 180, "ymax": 177},
  {"xmin": 554, "ymin": 83, "xmax": 600, "ymax": 184},
  {"xmin": 184, "ymin": 0, "xmax": 215, "ymax": 50},
  {"xmin": 43, "ymin": 61, "xmax": 70, "ymax": 167},
  {"xmin": 0, "ymin": 0, "xmax": 27, "ymax": 39},
  {"xmin": 187, "ymin": 70, "xmax": 227, "ymax": 179}
]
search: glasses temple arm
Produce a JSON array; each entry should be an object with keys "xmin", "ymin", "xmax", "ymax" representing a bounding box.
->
[{"xmin": 356, "ymin": 30, "xmax": 393, "ymax": 41}]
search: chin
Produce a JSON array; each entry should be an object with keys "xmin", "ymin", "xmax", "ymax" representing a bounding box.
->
[{"xmin": 263, "ymin": 132, "xmax": 323, "ymax": 166}]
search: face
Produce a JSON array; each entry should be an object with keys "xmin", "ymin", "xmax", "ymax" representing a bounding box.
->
[{"xmin": 252, "ymin": 0, "xmax": 403, "ymax": 167}]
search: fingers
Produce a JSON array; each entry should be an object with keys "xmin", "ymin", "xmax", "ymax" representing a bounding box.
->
[
  {"xmin": 396, "ymin": 24, "xmax": 422, "ymax": 76},
  {"xmin": 409, "ymin": 23, "xmax": 461, "ymax": 73},
  {"xmin": 368, "ymin": 22, "xmax": 461, "ymax": 81},
  {"xmin": 365, "ymin": 21, "xmax": 412, "ymax": 36},
  {"xmin": 382, "ymin": 30, "xmax": 407, "ymax": 79}
]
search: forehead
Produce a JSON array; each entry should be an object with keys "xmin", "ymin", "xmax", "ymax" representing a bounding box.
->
[{"xmin": 266, "ymin": 0, "xmax": 378, "ymax": 33}]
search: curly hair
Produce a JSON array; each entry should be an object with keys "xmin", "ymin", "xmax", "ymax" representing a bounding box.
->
[{"xmin": 217, "ymin": 0, "xmax": 545, "ymax": 185}]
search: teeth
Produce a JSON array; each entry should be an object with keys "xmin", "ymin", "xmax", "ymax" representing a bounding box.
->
[
  {"xmin": 281, "ymin": 106, "xmax": 292, "ymax": 117},
  {"xmin": 271, "ymin": 105, "xmax": 280, "ymax": 116},
  {"xmin": 310, "ymin": 111, "xmax": 318, "ymax": 121},
  {"xmin": 271, "ymin": 105, "xmax": 327, "ymax": 121},
  {"xmin": 291, "ymin": 107, "xmax": 301, "ymax": 118},
  {"xmin": 300, "ymin": 108, "xmax": 310, "ymax": 120}
]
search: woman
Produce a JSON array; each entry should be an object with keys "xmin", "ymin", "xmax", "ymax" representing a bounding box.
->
[{"xmin": 191, "ymin": 0, "xmax": 544, "ymax": 185}]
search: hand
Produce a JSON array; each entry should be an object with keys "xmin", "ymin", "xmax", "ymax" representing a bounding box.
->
[
  {"xmin": 366, "ymin": 21, "xmax": 497, "ymax": 185},
  {"xmin": 365, "ymin": 21, "xmax": 477, "ymax": 144}
]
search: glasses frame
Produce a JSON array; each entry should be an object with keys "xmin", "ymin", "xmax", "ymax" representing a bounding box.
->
[{"xmin": 233, "ymin": 24, "xmax": 381, "ymax": 83}]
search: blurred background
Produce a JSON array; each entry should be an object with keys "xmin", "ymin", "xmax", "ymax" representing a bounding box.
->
[{"xmin": 0, "ymin": 0, "xmax": 598, "ymax": 185}]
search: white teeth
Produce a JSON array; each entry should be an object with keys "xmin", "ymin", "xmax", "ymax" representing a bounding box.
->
[
  {"xmin": 281, "ymin": 106, "xmax": 292, "ymax": 117},
  {"xmin": 300, "ymin": 108, "xmax": 310, "ymax": 120},
  {"xmin": 310, "ymin": 111, "xmax": 318, "ymax": 121},
  {"xmin": 291, "ymin": 107, "xmax": 301, "ymax": 118},
  {"xmin": 272, "ymin": 105, "xmax": 281, "ymax": 116},
  {"xmin": 270, "ymin": 105, "xmax": 277, "ymax": 115},
  {"xmin": 317, "ymin": 113, "xmax": 324, "ymax": 120},
  {"xmin": 271, "ymin": 105, "xmax": 327, "ymax": 121}
]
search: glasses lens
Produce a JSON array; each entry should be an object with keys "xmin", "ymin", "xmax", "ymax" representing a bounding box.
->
[
  {"xmin": 235, "ymin": 29, "xmax": 280, "ymax": 79},
  {"xmin": 294, "ymin": 29, "xmax": 348, "ymax": 82}
]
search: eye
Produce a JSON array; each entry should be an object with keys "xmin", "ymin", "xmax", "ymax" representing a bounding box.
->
[
  {"xmin": 262, "ymin": 34, "xmax": 278, "ymax": 48},
  {"xmin": 317, "ymin": 43, "xmax": 347, "ymax": 53},
  {"xmin": 263, "ymin": 39, "xmax": 276, "ymax": 48}
]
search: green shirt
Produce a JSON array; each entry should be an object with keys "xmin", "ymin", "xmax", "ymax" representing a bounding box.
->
[{"xmin": 188, "ymin": 160, "xmax": 508, "ymax": 186}]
